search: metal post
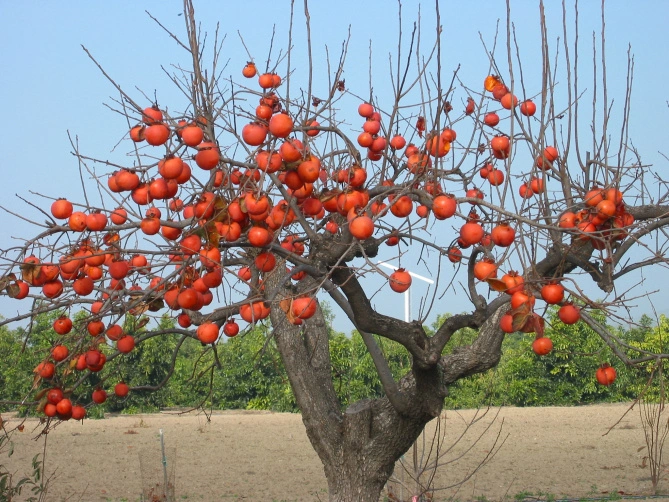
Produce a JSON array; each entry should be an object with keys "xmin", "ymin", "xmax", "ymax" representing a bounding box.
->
[
  {"xmin": 377, "ymin": 260, "xmax": 435, "ymax": 322},
  {"xmin": 159, "ymin": 429, "xmax": 169, "ymax": 501},
  {"xmin": 377, "ymin": 260, "xmax": 435, "ymax": 500}
]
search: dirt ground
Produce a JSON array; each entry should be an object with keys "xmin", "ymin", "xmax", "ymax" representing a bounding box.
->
[{"xmin": 3, "ymin": 402, "xmax": 669, "ymax": 501}]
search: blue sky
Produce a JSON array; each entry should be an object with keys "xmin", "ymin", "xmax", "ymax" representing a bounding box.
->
[{"xmin": 1, "ymin": 1, "xmax": 669, "ymax": 334}]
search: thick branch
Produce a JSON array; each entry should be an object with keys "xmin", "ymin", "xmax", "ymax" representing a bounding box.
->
[
  {"xmin": 439, "ymin": 304, "xmax": 508, "ymax": 385},
  {"xmin": 322, "ymin": 279, "xmax": 411, "ymax": 414},
  {"xmin": 330, "ymin": 265, "xmax": 432, "ymax": 367}
]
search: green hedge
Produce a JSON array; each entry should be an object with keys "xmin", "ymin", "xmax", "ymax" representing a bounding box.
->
[{"xmin": 0, "ymin": 306, "xmax": 664, "ymax": 415}]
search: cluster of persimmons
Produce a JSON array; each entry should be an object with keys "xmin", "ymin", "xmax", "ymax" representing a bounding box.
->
[{"xmin": 10, "ymin": 67, "xmax": 626, "ymax": 421}]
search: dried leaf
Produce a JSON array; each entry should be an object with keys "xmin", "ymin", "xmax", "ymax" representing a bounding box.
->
[
  {"xmin": 211, "ymin": 204, "xmax": 230, "ymax": 224},
  {"xmin": 34, "ymin": 388, "xmax": 49, "ymax": 400},
  {"xmin": 104, "ymin": 232, "xmax": 120, "ymax": 246},
  {"xmin": 486, "ymin": 278, "xmax": 508, "ymax": 292},
  {"xmin": 511, "ymin": 310, "xmax": 532, "ymax": 332},
  {"xmin": 205, "ymin": 226, "xmax": 222, "ymax": 248},
  {"xmin": 508, "ymin": 302, "xmax": 531, "ymax": 318},
  {"xmin": 20, "ymin": 262, "xmax": 40, "ymax": 285},
  {"xmin": 148, "ymin": 298, "xmax": 165, "ymax": 312},
  {"xmin": 5, "ymin": 282, "xmax": 20, "ymax": 299},
  {"xmin": 136, "ymin": 317, "xmax": 151, "ymax": 330},
  {"xmin": 279, "ymin": 298, "xmax": 300, "ymax": 324},
  {"xmin": 31, "ymin": 374, "xmax": 42, "ymax": 391},
  {"xmin": 0, "ymin": 273, "xmax": 16, "ymax": 291},
  {"xmin": 36, "ymin": 397, "xmax": 47, "ymax": 414},
  {"xmin": 286, "ymin": 308, "xmax": 299, "ymax": 325},
  {"xmin": 465, "ymin": 97, "xmax": 476, "ymax": 115},
  {"xmin": 532, "ymin": 314, "xmax": 546, "ymax": 337},
  {"xmin": 416, "ymin": 116, "xmax": 426, "ymax": 138},
  {"xmin": 319, "ymin": 190, "xmax": 338, "ymax": 204},
  {"xmin": 129, "ymin": 303, "xmax": 150, "ymax": 316},
  {"xmin": 213, "ymin": 196, "xmax": 228, "ymax": 212},
  {"xmin": 238, "ymin": 196, "xmax": 248, "ymax": 213},
  {"xmin": 279, "ymin": 298, "xmax": 292, "ymax": 314}
]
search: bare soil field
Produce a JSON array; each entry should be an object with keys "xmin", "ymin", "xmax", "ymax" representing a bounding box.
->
[{"xmin": 3, "ymin": 402, "xmax": 669, "ymax": 501}]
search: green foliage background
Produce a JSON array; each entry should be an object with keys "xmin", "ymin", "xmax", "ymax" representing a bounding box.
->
[{"xmin": 1, "ymin": 304, "xmax": 666, "ymax": 415}]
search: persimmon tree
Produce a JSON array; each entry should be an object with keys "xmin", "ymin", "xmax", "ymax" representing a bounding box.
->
[{"xmin": 2, "ymin": 1, "xmax": 669, "ymax": 501}]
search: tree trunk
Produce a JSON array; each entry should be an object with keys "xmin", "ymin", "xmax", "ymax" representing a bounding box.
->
[
  {"xmin": 322, "ymin": 396, "xmax": 441, "ymax": 502},
  {"xmin": 267, "ymin": 271, "xmax": 506, "ymax": 502}
]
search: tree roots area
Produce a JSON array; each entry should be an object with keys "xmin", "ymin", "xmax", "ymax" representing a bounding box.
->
[{"xmin": 4, "ymin": 403, "xmax": 669, "ymax": 501}]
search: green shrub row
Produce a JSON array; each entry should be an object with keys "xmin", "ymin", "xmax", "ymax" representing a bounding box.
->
[{"xmin": 0, "ymin": 305, "xmax": 664, "ymax": 415}]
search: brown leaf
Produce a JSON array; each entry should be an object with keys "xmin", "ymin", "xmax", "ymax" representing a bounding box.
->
[
  {"xmin": 0, "ymin": 273, "xmax": 16, "ymax": 291},
  {"xmin": 512, "ymin": 310, "xmax": 533, "ymax": 332},
  {"xmin": 135, "ymin": 317, "xmax": 150, "ymax": 330},
  {"xmin": 238, "ymin": 196, "xmax": 248, "ymax": 213},
  {"xmin": 206, "ymin": 227, "xmax": 221, "ymax": 248},
  {"xmin": 465, "ymin": 97, "xmax": 476, "ymax": 115},
  {"xmin": 129, "ymin": 303, "xmax": 150, "ymax": 316},
  {"xmin": 416, "ymin": 116, "xmax": 426, "ymax": 138},
  {"xmin": 20, "ymin": 262, "xmax": 40, "ymax": 285},
  {"xmin": 532, "ymin": 314, "xmax": 546, "ymax": 337},
  {"xmin": 148, "ymin": 298, "xmax": 165, "ymax": 312},
  {"xmin": 486, "ymin": 278, "xmax": 508, "ymax": 292},
  {"xmin": 508, "ymin": 301, "xmax": 531, "ymax": 317},
  {"xmin": 103, "ymin": 232, "xmax": 120, "ymax": 246},
  {"xmin": 213, "ymin": 196, "xmax": 228, "ymax": 212},
  {"xmin": 279, "ymin": 298, "xmax": 300, "ymax": 324},
  {"xmin": 211, "ymin": 203, "xmax": 230, "ymax": 223},
  {"xmin": 31, "ymin": 374, "xmax": 42, "ymax": 391},
  {"xmin": 5, "ymin": 282, "xmax": 20, "ymax": 299},
  {"xmin": 34, "ymin": 388, "xmax": 49, "ymax": 400},
  {"xmin": 285, "ymin": 308, "xmax": 299, "ymax": 325},
  {"xmin": 319, "ymin": 190, "xmax": 338, "ymax": 204},
  {"xmin": 279, "ymin": 298, "xmax": 292, "ymax": 314},
  {"xmin": 36, "ymin": 397, "xmax": 47, "ymax": 414}
]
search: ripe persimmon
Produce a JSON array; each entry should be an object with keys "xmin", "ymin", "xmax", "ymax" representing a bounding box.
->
[
  {"xmin": 242, "ymin": 61, "xmax": 257, "ymax": 78},
  {"xmin": 242, "ymin": 122, "xmax": 268, "ymax": 146},
  {"xmin": 181, "ymin": 124, "xmax": 204, "ymax": 146},
  {"xmin": 389, "ymin": 269, "xmax": 412, "ymax": 293},
  {"xmin": 51, "ymin": 199, "xmax": 73, "ymax": 219},
  {"xmin": 144, "ymin": 123, "xmax": 170, "ymax": 146}
]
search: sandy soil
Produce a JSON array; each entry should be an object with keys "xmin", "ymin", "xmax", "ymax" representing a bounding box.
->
[{"xmin": 2, "ymin": 403, "xmax": 669, "ymax": 501}]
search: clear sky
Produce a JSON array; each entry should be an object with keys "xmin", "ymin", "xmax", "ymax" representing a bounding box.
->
[{"xmin": 1, "ymin": 1, "xmax": 668, "ymax": 335}]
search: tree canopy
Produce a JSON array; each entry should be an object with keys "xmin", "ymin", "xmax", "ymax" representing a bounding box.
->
[{"xmin": 2, "ymin": 1, "xmax": 669, "ymax": 500}]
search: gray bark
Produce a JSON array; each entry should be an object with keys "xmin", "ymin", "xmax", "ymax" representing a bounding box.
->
[{"xmin": 266, "ymin": 268, "xmax": 508, "ymax": 502}]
